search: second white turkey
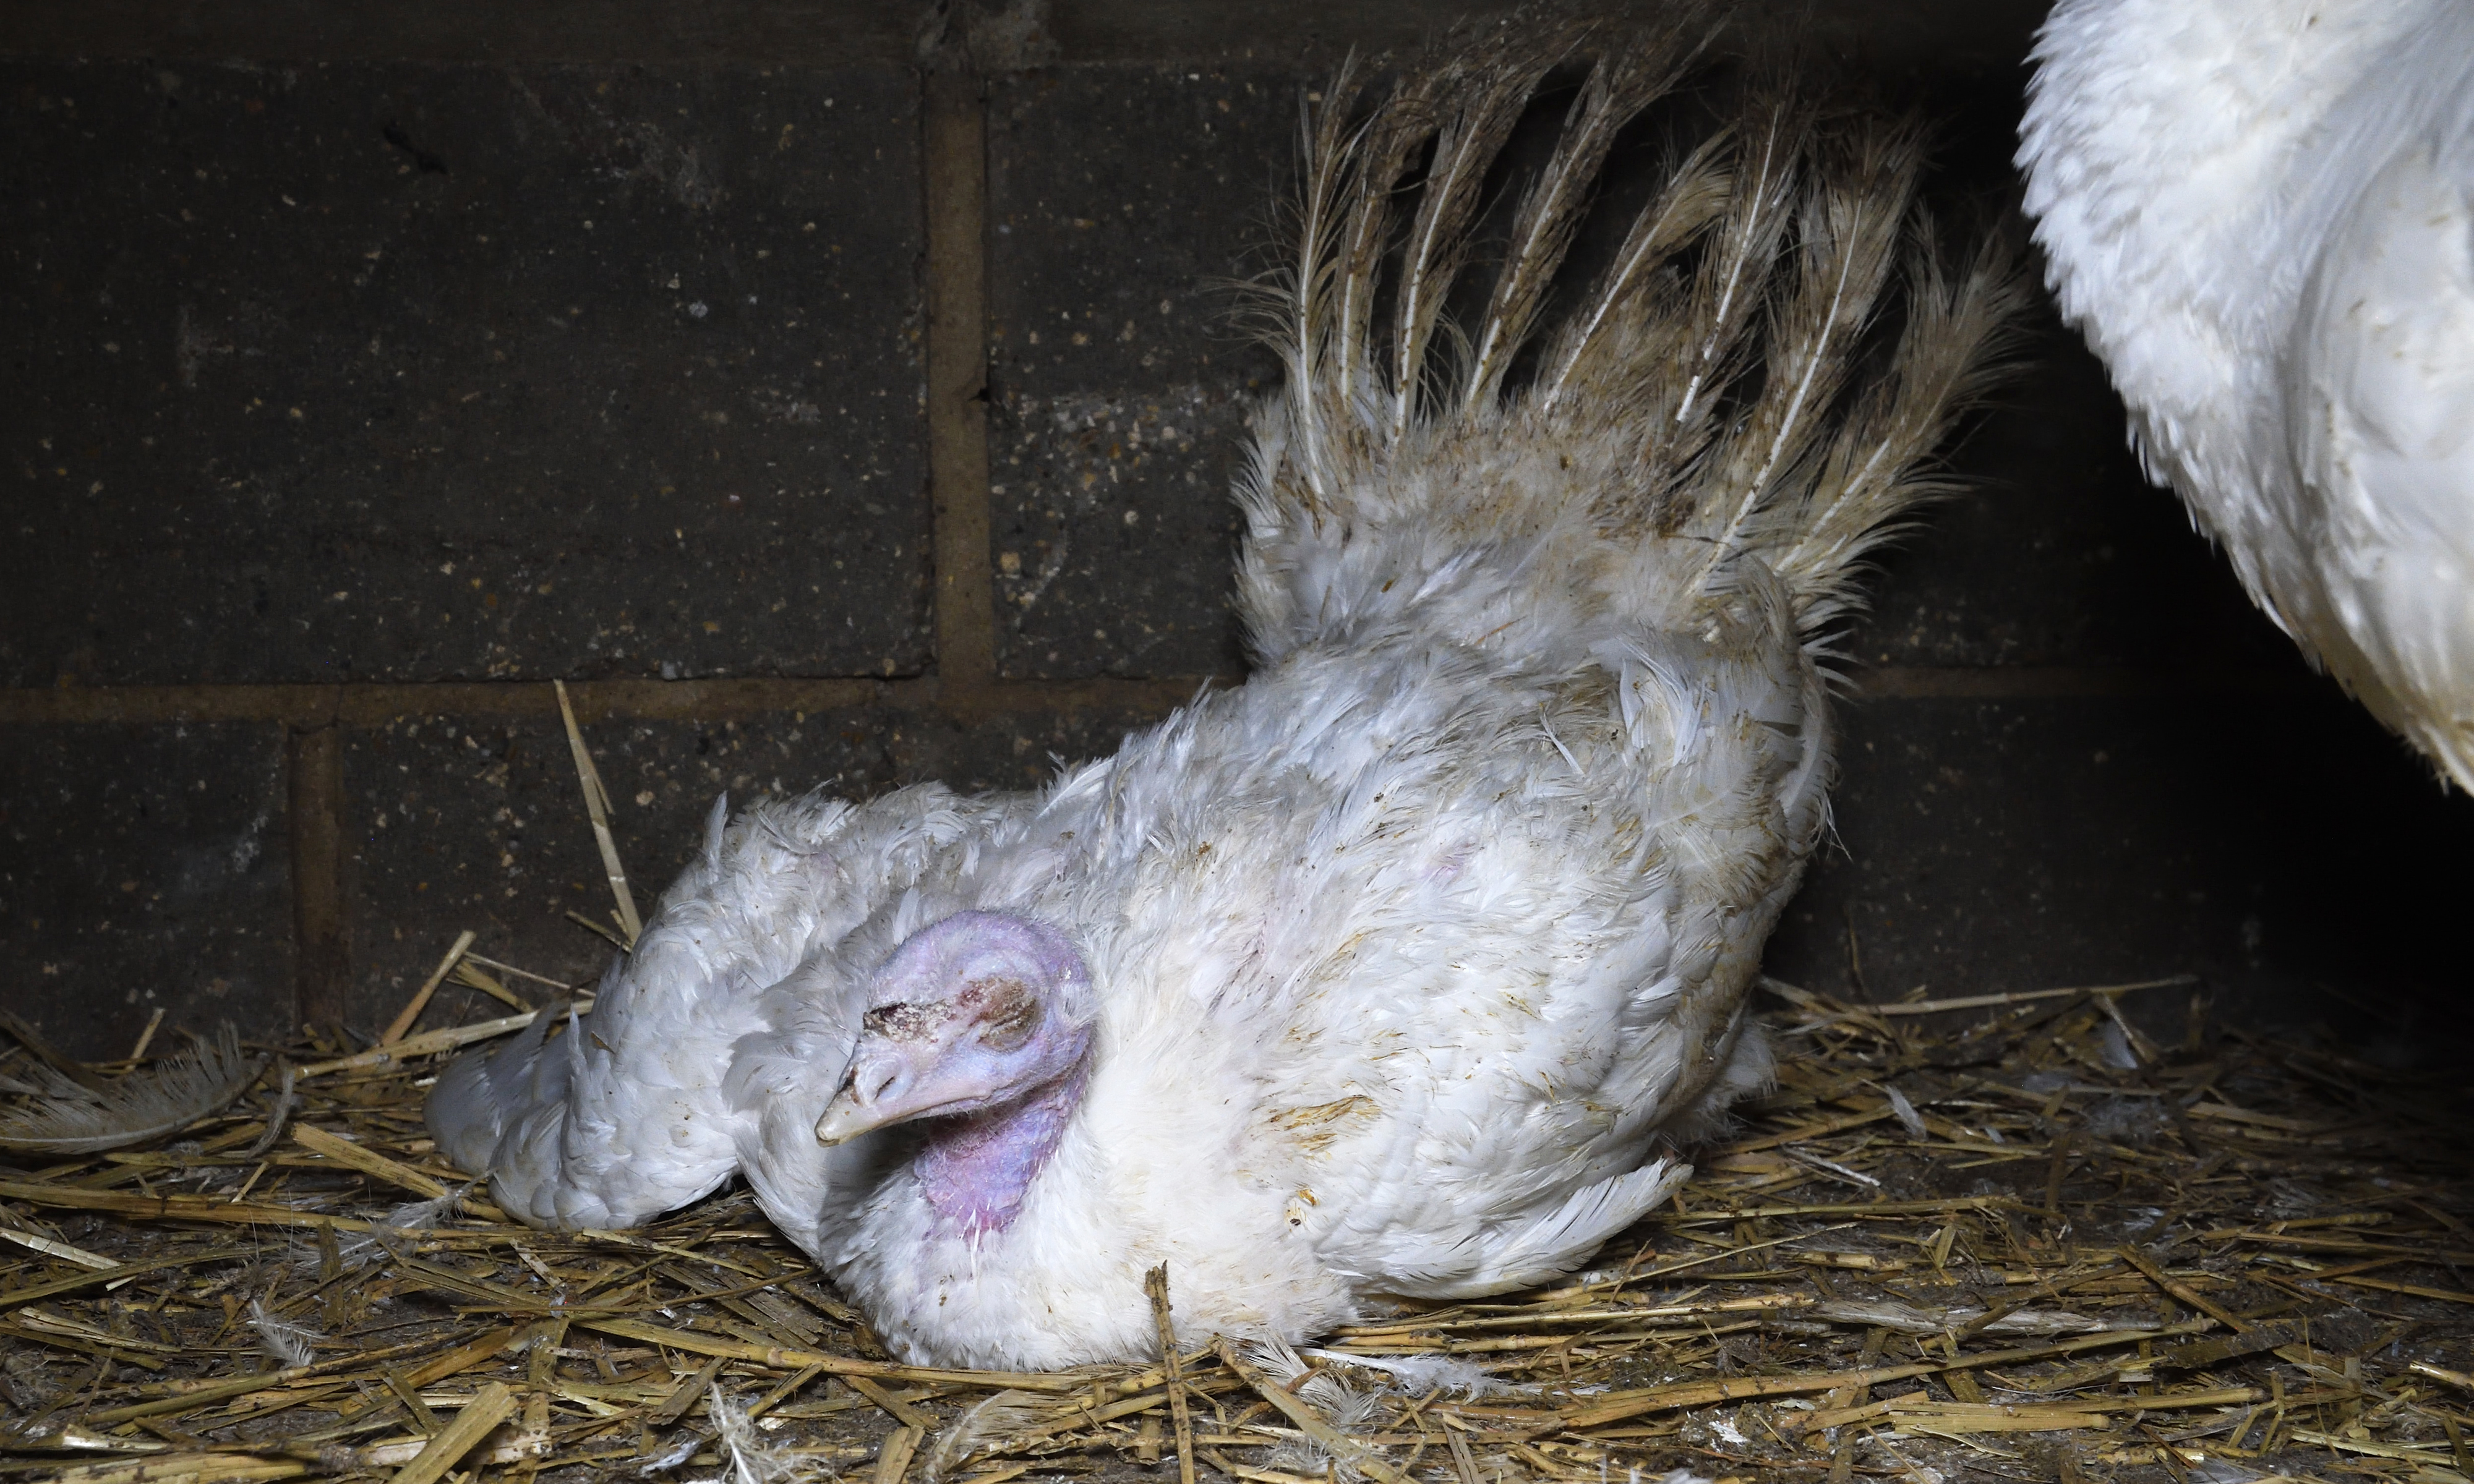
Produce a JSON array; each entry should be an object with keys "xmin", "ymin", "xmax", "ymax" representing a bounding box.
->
[
  {"xmin": 429, "ymin": 16, "xmax": 2017, "ymax": 1369},
  {"xmin": 2019, "ymin": 0, "xmax": 2474, "ymax": 785}
]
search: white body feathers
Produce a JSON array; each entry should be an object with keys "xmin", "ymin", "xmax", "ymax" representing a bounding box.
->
[
  {"xmin": 430, "ymin": 21, "xmax": 2012, "ymax": 1368},
  {"xmin": 2019, "ymin": 0, "xmax": 2474, "ymax": 784}
]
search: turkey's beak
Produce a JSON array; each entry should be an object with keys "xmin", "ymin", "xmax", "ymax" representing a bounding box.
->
[
  {"xmin": 815, "ymin": 1045, "xmax": 928, "ymax": 1146},
  {"xmin": 813, "ymin": 1099, "xmax": 875, "ymax": 1146}
]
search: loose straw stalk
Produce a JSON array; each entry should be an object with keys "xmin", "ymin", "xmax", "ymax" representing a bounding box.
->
[
  {"xmin": 388, "ymin": 1378, "xmax": 514, "ymax": 1484},
  {"xmin": 554, "ymin": 679, "xmax": 642, "ymax": 947},
  {"xmin": 379, "ymin": 929, "xmax": 477, "ymax": 1047},
  {"xmin": 1146, "ymin": 1264, "xmax": 1198, "ymax": 1484},
  {"xmin": 0, "ymin": 978, "xmax": 2463, "ymax": 1484},
  {"xmin": 0, "ymin": 746, "xmax": 2462, "ymax": 1484}
]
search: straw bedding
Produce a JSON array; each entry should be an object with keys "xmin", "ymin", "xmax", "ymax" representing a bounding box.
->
[
  {"xmin": 4, "ymin": 958, "xmax": 2469, "ymax": 1484},
  {"xmin": 4, "ymin": 715, "xmax": 2470, "ymax": 1484}
]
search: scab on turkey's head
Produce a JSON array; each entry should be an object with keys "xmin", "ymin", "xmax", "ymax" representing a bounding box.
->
[{"xmin": 815, "ymin": 911, "xmax": 1094, "ymax": 1146}]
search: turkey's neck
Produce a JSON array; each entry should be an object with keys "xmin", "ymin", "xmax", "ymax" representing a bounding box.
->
[{"xmin": 914, "ymin": 1058, "xmax": 1089, "ymax": 1237}]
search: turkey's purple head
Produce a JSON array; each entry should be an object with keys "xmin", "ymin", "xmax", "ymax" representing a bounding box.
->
[{"xmin": 815, "ymin": 910, "xmax": 1094, "ymax": 1148}]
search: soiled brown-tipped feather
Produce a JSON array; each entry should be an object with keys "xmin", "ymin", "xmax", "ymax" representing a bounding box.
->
[
  {"xmin": 1777, "ymin": 229, "xmax": 2031, "ymax": 641},
  {"xmin": 1466, "ymin": 12, "xmax": 1716, "ymax": 410},
  {"xmin": 1698, "ymin": 116, "xmax": 1924, "ymax": 582},
  {"xmin": 1385, "ymin": 22, "xmax": 1577, "ymax": 441},
  {"xmin": 1238, "ymin": 25, "xmax": 2022, "ymax": 668},
  {"xmin": 1538, "ymin": 128, "xmax": 1734, "ymax": 414},
  {"xmin": 1660, "ymin": 91, "xmax": 1805, "ymax": 458},
  {"xmin": 0, "ymin": 1024, "xmax": 263, "ymax": 1154}
]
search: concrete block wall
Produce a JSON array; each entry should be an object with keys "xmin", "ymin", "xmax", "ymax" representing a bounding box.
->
[{"xmin": 4, "ymin": 1, "xmax": 2467, "ymax": 1062}]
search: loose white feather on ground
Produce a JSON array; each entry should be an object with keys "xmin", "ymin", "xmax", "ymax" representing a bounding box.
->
[{"xmin": 0, "ymin": 1024, "xmax": 263, "ymax": 1156}]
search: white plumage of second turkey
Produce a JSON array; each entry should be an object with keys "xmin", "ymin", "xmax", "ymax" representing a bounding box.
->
[
  {"xmin": 2019, "ymin": 0, "xmax": 2474, "ymax": 785},
  {"xmin": 427, "ymin": 16, "xmax": 2016, "ymax": 1370}
]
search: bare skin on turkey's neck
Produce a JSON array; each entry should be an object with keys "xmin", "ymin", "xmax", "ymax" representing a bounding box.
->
[
  {"xmin": 914, "ymin": 1057, "xmax": 1090, "ymax": 1236},
  {"xmin": 852, "ymin": 975, "xmax": 1094, "ymax": 1236},
  {"xmin": 816, "ymin": 911, "xmax": 1097, "ymax": 1233}
]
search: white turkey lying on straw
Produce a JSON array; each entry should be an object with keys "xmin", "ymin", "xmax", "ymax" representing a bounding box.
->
[
  {"xmin": 0, "ymin": 1023, "xmax": 263, "ymax": 1155},
  {"xmin": 2019, "ymin": 0, "xmax": 2474, "ymax": 787},
  {"xmin": 427, "ymin": 6, "xmax": 2021, "ymax": 1369}
]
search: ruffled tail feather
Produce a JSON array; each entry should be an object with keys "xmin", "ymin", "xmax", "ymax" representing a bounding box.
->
[{"xmin": 1235, "ymin": 13, "xmax": 2026, "ymax": 668}]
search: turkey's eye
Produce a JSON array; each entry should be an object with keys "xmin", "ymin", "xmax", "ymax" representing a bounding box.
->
[{"xmin": 978, "ymin": 994, "xmax": 1043, "ymax": 1054}]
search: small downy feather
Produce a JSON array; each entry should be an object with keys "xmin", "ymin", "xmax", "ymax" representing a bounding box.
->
[
  {"xmin": 0, "ymin": 1025, "xmax": 264, "ymax": 1154},
  {"xmin": 638, "ymin": 1433, "xmax": 703, "ymax": 1477},
  {"xmin": 300, "ymin": 1189, "xmax": 463, "ymax": 1276},
  {"xmin": 378, "ymin": 1187, "xmax": 467, "ymax": 1231},
  {"xmin": 1306, "ymin": 1350, "xmax": 1513, "ymax": 1398},
  {"xmin": 247, "ymin": 1297, "xmax": 321, "ymax": 1368},
  {"xmin": 698, "ymin": 1384, "xmax": 813, "ymax": 1484},
  {"xmin": 922, "ymin": 1389, "xmax": 1051, "ymax": 1484},
  {"xmin": 1240, "ymin": 1336, "xmax": 1391, "ymax": 1482},
  {"xmin": 1810, "ymin": 1296, "xmax": 2109, "ymax": 1336},
  {"xmin": 1239, "ymin": 1336, "xmax": 1385, "ymax": 1429}
]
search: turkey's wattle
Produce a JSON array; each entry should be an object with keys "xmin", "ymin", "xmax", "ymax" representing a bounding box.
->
[
  {"xmin": 427, "ymin": 15, "xmax": 2019, "ymax": 1368},
  {"xmin": 2019, "ymin": 0, "xmax": 2474, "ymax": 787},
  {"xmin": 813, "ymin": 910, "xmax": 1095, "ymax": 1237}
]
